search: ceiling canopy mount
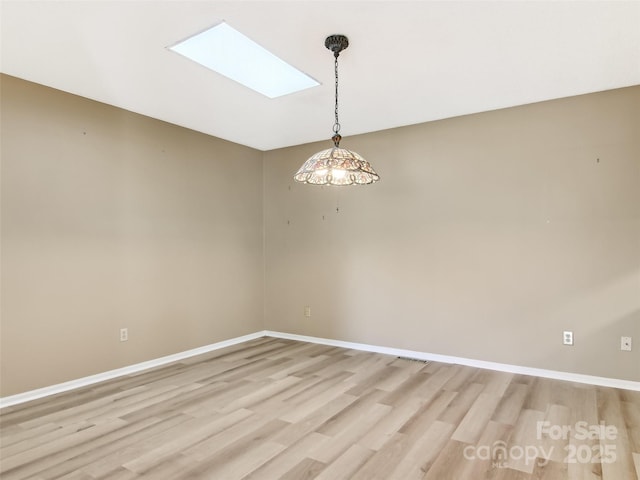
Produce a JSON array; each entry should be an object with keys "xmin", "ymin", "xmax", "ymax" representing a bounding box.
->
[{"xmin": 324, "ymin": 34, "xmax": 349, "ymax": 56}]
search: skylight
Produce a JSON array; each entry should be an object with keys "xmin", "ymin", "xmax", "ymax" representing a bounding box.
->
[{"xmin": 169, "ymin": 22, "xmax": 319, "ymax": 99}]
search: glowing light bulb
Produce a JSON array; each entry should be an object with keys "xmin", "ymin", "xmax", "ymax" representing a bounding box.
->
[{"xmin": 331, "ymin": 169, "xmax": 346, "ymax": 179}]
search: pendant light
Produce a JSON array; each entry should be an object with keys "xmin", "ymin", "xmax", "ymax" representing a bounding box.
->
[{"xmin": 294, "ymin": 35, "xmax": 380, "ymax": 186}]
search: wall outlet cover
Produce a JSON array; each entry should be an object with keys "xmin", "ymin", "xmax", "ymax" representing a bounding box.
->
[
  {"xmin": 563, "ymin": 331, "xmax": 574, "ymax": 346},
  {"xmin": 621, "ymin": 336, "xmax": 632, "ymax": 351}
]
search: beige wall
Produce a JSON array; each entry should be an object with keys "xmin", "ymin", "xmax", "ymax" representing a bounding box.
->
[
  {"xmin": 1, "ymin": 75, "xmax": 264, "ymax": 396},
  {"xmin": 2, "ymin": 75, "xmax": 638, "ymax": 398},
  {"xmin": 264, "ymin": 86, "xmax": 640, "ymax": 382}
]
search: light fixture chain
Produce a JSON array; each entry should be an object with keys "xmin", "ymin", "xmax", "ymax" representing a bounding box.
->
[{"xmin": 333, "ymin": 54, "xmax": 340, "ymax": 134}]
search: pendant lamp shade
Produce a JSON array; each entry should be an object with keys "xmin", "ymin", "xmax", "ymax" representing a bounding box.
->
[{"xmin": 294, "ymin": 143, "xmax": 379, "ymax": 186}]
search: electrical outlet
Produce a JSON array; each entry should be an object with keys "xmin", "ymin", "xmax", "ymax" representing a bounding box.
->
[
  {"xmin": 563, "ymin": 331, "xmax": 574, "ymax": 346},
  {"xmin": 304, "ymin": 306, "xmax": 311, "ymax": 317},
  {"xmin": 120, "ymin": 328, "xmax": 128, "ymax": 342},
  {"xmin": 621, "ymin": 336, "xmax": 632, "ymax": 351}
]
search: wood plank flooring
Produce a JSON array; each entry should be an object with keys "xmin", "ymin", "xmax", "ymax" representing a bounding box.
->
[{"xmin": 1, "ymin": 337, "xmax": 638, "ymax": 479}]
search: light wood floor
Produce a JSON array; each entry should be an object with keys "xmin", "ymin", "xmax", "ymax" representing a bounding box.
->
[{"xmin": 1, "ymin": 337, "xmax": 639, "ymax": 479}]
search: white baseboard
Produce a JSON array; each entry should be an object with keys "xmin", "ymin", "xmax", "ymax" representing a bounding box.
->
[
  {"xmin": 3, "ymin": 329, "xmax": 637, "ymax": 408},
  {"xmin": 264, "ymin": 330, "xmax": 640, "ymax": 392},
  {"xmin": 0, "ymin": 331, "xmax": 268, "ymax": 409}
]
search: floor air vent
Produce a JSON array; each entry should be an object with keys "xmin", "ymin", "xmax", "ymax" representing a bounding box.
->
[{"xmin": 396, "ymin": 356, "xmax": 430, "ymax": 364}]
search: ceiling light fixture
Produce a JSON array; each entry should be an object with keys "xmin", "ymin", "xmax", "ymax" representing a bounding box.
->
[{"xmin": 294, "ymin": 35, "xmax": 380, "ymax": 186}]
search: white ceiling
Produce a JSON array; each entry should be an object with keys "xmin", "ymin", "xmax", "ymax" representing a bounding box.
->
[{"xmin": 2, "ymin": 1, "xmax": 639, "ymax": 151}]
